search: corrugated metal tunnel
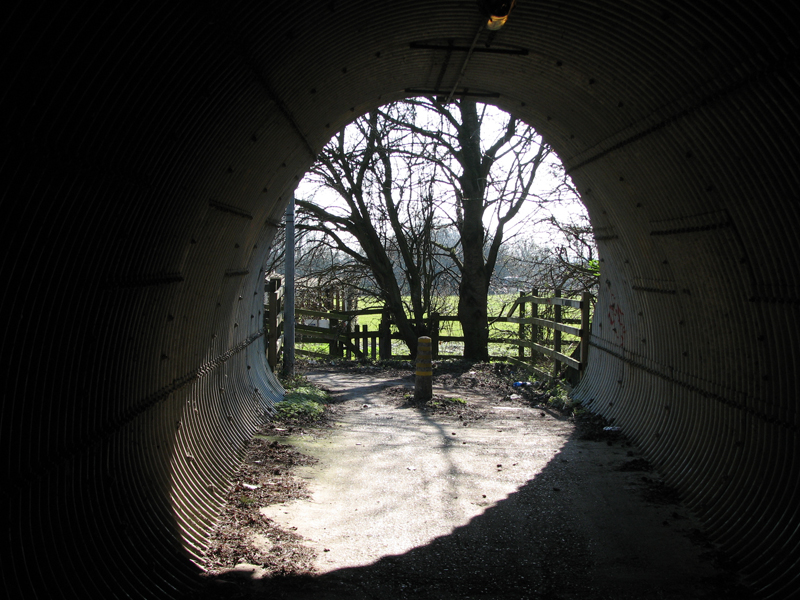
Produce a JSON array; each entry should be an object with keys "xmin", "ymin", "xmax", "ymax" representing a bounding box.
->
[{"xmin": 1, "ymin": 1, "xmax": 797, "ymax": 597}]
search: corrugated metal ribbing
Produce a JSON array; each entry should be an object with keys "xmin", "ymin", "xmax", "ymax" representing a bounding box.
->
[{"xmin": 1, "ymin": 0, "xmax": 798, "ymax": 597}]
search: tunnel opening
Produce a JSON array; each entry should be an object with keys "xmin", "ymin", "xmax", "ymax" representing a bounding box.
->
[
  {"xmin": 271, "ymin": 97, "xmax": 598, "ymax": 364},
  {"xmin": 1, "ymin": 1, "xmax": 798, "ymax": 598}
]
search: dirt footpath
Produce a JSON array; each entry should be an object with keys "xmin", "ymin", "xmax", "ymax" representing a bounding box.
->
[{"xmin": 201, "ymin": 365, "xmax": 751, "ymax": 600}]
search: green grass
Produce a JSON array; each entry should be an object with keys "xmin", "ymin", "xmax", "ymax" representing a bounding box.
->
[{"xmin": 274, "ymin": 373, "xmax": 331, "ymax": 423}]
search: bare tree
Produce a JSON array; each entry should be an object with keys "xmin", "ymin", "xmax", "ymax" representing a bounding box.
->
[
  {"xmin": 297, "ymin": 98, "xmax": 559, "ymax": 359},
  {"xmin": 296, "ymin": 108, "xmax": 452, "ymax": 355}
]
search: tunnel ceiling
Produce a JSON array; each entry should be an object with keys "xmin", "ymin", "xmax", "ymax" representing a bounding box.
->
[{"xmin": 1, "ymin": 1, "xmax": 798, "ymax": 598}]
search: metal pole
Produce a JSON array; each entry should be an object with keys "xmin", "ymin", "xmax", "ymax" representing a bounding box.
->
[{"xmin": 283, "ymin": 196, "xmax": 296, "ymax": 377}]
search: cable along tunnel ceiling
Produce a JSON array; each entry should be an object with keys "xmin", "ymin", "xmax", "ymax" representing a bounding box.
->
[{"xmin": 0, "ymin": 1, "xmax": 797, "ymax": 598}]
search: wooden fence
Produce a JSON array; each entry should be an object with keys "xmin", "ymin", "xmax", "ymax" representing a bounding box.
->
[
  {"xmin": 502, "ymin": 289, "xmax": 592, "ymax": 382},
  {"xmin": 264, "ymin": 276, "xmax": 284, "ymax": 370},
  {"xmin": 265, "ymin": 280, "xmax": 592, "ymax": 380}
]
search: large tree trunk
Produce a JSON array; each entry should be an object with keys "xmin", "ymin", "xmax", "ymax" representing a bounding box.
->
[
  {"xmin": 458, "ymin": 259, "xmax": 490, "ymax": 361},
  {"xmin": 355, "ymin": 220, "xmax": 421, "ymax": 358},
  {"xmin": 456, "ymin": 99, "xmax": 490, "ymax": 362}
]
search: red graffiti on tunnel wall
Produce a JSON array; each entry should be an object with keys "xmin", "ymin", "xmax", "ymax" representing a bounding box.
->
[{"xmin": 607, "ymin": 295, "xmax": 626, "ymax": 347}]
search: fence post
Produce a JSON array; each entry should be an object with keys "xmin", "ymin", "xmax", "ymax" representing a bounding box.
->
[
  {"xmin": 328, "ymin": 289, "xmax": 341, "ymax": 358},
  {"xmin": 414, "ymin": 336, "xmax": 433, "ymax": 401},
  {"xmin": 531, "ymin": 288, "xmax": 539, "ymax": 366},
  {"xmin": 552, "ymin": 288, "xmax": 562, "ymax": 378},
  {"xmin": 379, "ymin": 310, "xmax": 391, "ymax": 360},
  {"xmin": 371, "ymin": 331, "xmax": 377, "ymax": 360},
  {"xmin": 362, "ymin": 324, "xmax": 368, "ymax": 358},
  {"xmin": 262, "ymin": 273, "xmax": 270, "ymax": 364},
  {"xmin": 431, "ymin": 312, "xmax": 440, "ymax": 359},
  {"xmin": 580, "ymin": 291, "xmax": 591, "ymax": 379},
  {"xmin": 267, "ymin": 277, "xmax": 281, "ymax": 370},
  {"xmin": 518, "ymin": 291, "xmax": 526, "ymax": 361}
]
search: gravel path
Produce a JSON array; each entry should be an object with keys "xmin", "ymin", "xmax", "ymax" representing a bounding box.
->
[{"xmin": 201, "ymin": 366, "xmax": 751, "ymax": 599}]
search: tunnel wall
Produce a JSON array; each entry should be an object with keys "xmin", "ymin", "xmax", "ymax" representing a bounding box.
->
[{"xmin": 1, "ymin": 1, "xmax": 797, "ymax": 598}]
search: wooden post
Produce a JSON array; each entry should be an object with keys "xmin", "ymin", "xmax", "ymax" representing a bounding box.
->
[
  {"xmin": 431, "ymin": 312, "xmax": 440, "ymax": 359},
  {"xmin": 531, "ymin": 288, "xmax": 539, "ymax": 366},
  {"xmin": 580, "ymin": 291, "xmax": 591, "ymax": 379},
  {"xmin": 371, "ymin": 332, "xmax": 377, "ymax": 360},
  {"xmin": 518, "ymin": 291, "xmax": 526, "ymax": 361},
  {"xmin": 414, "ymin": 336, "xmax": 433, "ymax": 402},
  {"xmin": 362, "ymin": 324, "xmax": 368, "ymax": 357},
  {"xmin": 328, "ymin": 289, "xmax": 340, "ymax": 358},
  {"xmin": 379, "ymin": 310, "xmax": 391, "ymax": 360},
  {"xmin": 263, "ymin": 273, "xmax": 270, "ymax": 364},
  {"xmin": 267, "ymin": 277, "xmax": 281, "ymax": 370},
  {"xmin": 344, "ymin": 295, "xmax": 352, "ymax": 360},
  {"xmin": 552, "ymin": 288, "xmax": 562, "ymax": 378}
]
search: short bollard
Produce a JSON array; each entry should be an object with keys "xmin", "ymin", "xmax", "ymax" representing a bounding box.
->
[{"xmin": 414, "ymin": 336, "xmax": 433, "ymax": 402}]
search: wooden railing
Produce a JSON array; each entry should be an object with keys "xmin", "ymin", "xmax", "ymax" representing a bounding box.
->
[
  {"xmin": 264, "ymin": 276, "xmax": 284, "ymax": 370},
  {"xmin": 501, "ymin": 288, "xmax": 592, "ymax": 382},
  {"xmin": 264, "ymin": 286, "xmax": 592, "ymax": 379}
]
